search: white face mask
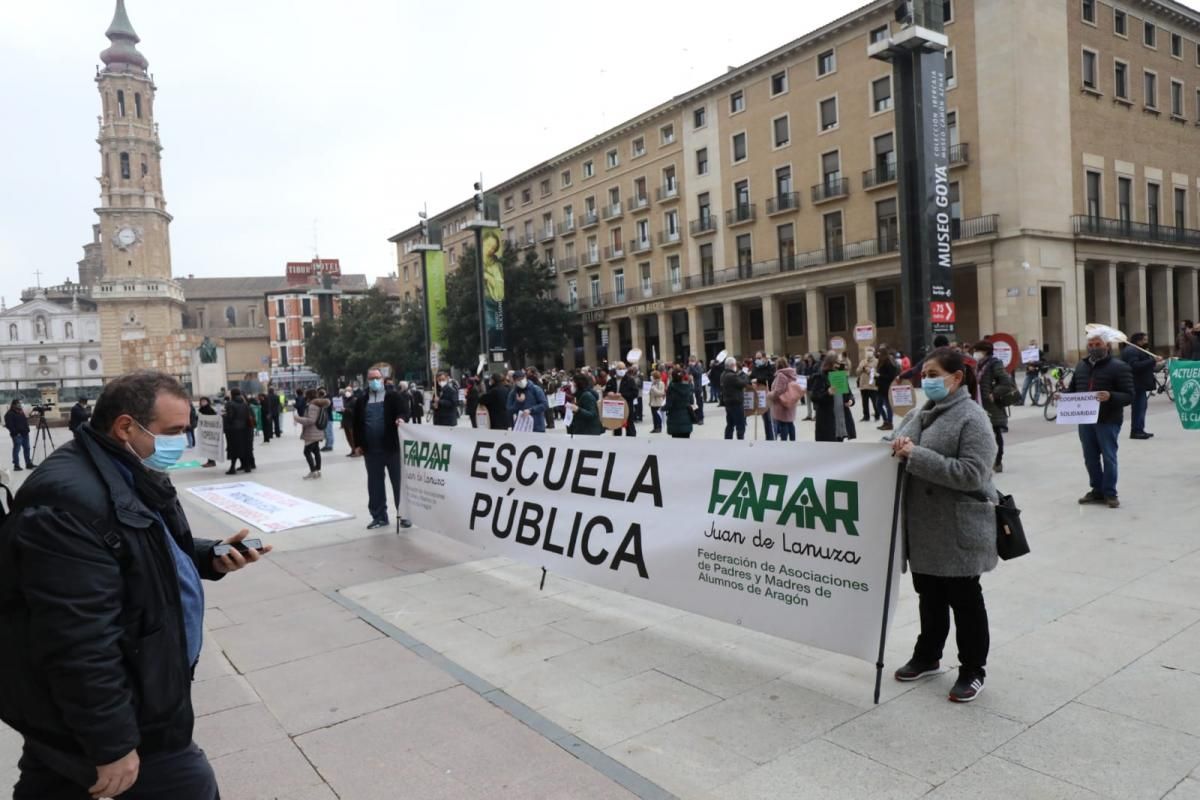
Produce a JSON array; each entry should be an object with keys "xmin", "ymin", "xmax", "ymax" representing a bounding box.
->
[
  {"xmin": 438, "ymin": 380, "xmax": 447, "ymax": 388},
  {"xmin": 616, "ymin": 370, "xmax": 626, "ymax": 377},
  {"xmin": 973, "ymin": 352, "xmax": 986, "ymax": 361},
  {"xmin": 517, "ymin": 379, "xmax": 528, "ymax": 389}
]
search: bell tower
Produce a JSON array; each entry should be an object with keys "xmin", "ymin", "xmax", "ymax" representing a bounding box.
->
[{"xmin": 91, "ymin": 0, "xmax": 185, "ymax": 373}]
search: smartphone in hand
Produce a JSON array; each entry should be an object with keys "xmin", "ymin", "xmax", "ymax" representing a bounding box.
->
[{"xmin": 213, "ymin": 539, "xmax": 265, "ymax": 558}]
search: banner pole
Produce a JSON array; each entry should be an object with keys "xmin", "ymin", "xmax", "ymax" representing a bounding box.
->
[{"xmin": 873, "ymin": 462, "xmax": 906, "ymax": 704}]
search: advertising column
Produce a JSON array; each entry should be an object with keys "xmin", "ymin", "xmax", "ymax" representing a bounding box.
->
[
  {"xmin": 421, "ymin": 248, "xmax": 448, "ymax": 383},
  {"xmin": 479, "ymin": 227, "xmax": 507, "ymax": 361}
]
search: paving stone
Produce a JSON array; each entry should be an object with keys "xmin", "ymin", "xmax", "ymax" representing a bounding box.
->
[
  {"xmin": 1078, "ymin": 660, "xmax": 1200, "ymax": 737},
  {"xmin": 204, "ymin": 559, "xmax": 313, "ymax": 608},
  {"xmin": 1164, "ymin": 779, "xmax": 1200, "ymax": 800},
  {"xmin": 604, "ymin": 713, "xmax": 761, "ymax": 797},
  {"xmin": 826, "ymin": 687, "xmax": 1026, "ymax": 784},
  {"xmin": 665, "ymin": 678, "xmax": 862, "ymax": 765},
  {"xmin": 1117, "ymin": 566, "xmax": 1200, "ymax": 610},
  {"xmin": 547, "ymin": 628, "xmax": 702, "ymax": 687},
  {"xmin": 442, "ymin": 624, "xmax": 589, "ymax": 675},
  {"xmin": 715, "ymin": 738, "xmax": 931, "ymax": 799},
  {"xmin": 211, "ymin": 603, "xmax": 382, "ymax": 673},
  {"xmin": 215, "ymin": 587, "xmax": 338, "ymax": 625},
  {"xmin": 543, "ymin": 669, "xmax": 721, "ymax": 749},
  {"xmin": 191, "ymin": 673, "xmax": 260, "ymax": 717},
  {"xmin": 193, "ymin": 643, "xmax": 235, "ymax": 682},
  {"xmin": 1058, "ymin": 593, "xmax": 1200, "ymax": 644},
  {"xmin": 461, "ymin": 597, "xmax": 580, "ymax": 637},
  {"xmin": 998, "ymin": 702, "xmax": 1200, "ymax": 800},
  {"xmin": 210, "ymin": 738, "xmax": 328, "ymax": 800},
  {"xmin": 272, "ymin": 543, "xmax": 408, "ymax": 590},
  {"xmin": 484, "ymin": 763, "xmax": 638, "ymax": 800},
  {"xmin": 193, "ymin": 702, "xmax": 288, "ymax": 759},
  {"xmin": 490, "ymin": 659, "xmax": 603, "ymax": 711},
  {"xmin": 925, "ymin": 755, "xmax": 1103, "ymax": 799},
  {"xmin": 656, "ymin": 637, "xmax": 813, "ymax": 699},
  {"xmin": 549, "ymin": 608, "xmax": 651, "ymax": 643},
  {"xmin": 246, "ymin": 637, "xmax": 457, "ymax": 735}
]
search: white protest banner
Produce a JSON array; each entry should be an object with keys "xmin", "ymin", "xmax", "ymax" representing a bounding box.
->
[
  {"xmin": 1020, "ymin": 346, "xmax": 1041, "ymax": 364},
  {"xmin": 459, "ymin": 389, "xmax": 467, "ymax": 404},
  {"xmin": 854, "ymin": 324, "xmax": 876, "ymax": 343},
  {"xmin": 795, "ymin": 375, "xmax": 808, "ymax": 390},
  {"xmin": 1056, "ymin": 392, "xmax": 1101, "ymax": 425},
  {"xmin": 642, "ymin": 381, "xmax": 653, "ymax": 396},
  {"xmin": 475, "ymin": 409, "xmax": 491, "ymax": 429},
  {"xmin": 195, "ymin": 415, "xmax": 224, "ymax": 463},
  {"xmin": 512, "ymin": 414, "xmax": 535, "ymax": 433},
  {"xmin": 399, "ymin": 428, "xmax": 903, "ymax": 664},
  {"xmin": 551, "ymin": 390, "xmax": 567, "ymax": 408},
  {"xmin": 332, "ymin": 397, "xmax": 345, "ymax": 412},
  {"xmin": 188, "ymin": 481, "xmax": 353, "ymax": 532},
  {"xmin": 563, "ymin": 405, "xmax": 575, "ymax": 427},
  {"xmin": 701, "ymin": 374, "xmax": 710, "ymax": 388}
]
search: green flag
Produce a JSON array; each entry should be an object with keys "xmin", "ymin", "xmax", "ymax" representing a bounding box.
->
[
  {"xmin": 829, "ymin": 370, "xmax": 851, "ymax": 395},
  {"xmin": 1170, "ymin": 360, "xmax": 1200, "ymax": 430}
]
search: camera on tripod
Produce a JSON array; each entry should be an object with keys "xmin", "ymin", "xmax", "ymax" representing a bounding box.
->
[{"xmin": 31, "ymin": 402, "xmax": 55, "ymax": 416}]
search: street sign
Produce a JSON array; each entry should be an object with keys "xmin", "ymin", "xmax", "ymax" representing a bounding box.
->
[
  {"xmin": 854, "ymin": 323, "xmax": 876, "ymax": 343},
  {"xmin": 987, "ymin": 332, "xmax": 1020, "ymax": 374},
  {"xmin": 930, "ymin": 301, "xmax": 956, "ymax": 324},
  {"xmin": 830, "ymin": 336, "xmax": 847, "ymax": 351}
]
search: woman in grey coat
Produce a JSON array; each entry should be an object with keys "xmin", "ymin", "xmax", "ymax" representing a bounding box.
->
[{"xmin": 888, "ymin": 347, "xmax": 998, "ymax": 703}]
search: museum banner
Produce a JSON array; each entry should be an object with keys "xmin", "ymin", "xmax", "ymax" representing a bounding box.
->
[
  {"xmin": 479, "ymin": 227, "xmax": 506, "ymax": 355},
  {"xmin": 399, "ymin": 427, "xmax": 903, "ymax": 663}
]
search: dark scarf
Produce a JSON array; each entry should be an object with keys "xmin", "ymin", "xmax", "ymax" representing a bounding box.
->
[{"xmin": 81, "ymin": 423, "xmax": 179, "ymax": 512}]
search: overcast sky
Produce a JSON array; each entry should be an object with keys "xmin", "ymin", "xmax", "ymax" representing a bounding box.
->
[{"xmin": 1, "ymin": 0, "xmax": 876, "ymax": 307}]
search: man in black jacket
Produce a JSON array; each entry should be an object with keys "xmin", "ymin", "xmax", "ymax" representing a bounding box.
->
[
  {"xmin": 615, "ymin": 365, "xmax": 640, "ymax": 437},
  {"xmin": 68, "ymin": 397, "xmax": 91, "ymax": 433},
  {"xmin": 686, "ymin": 356, "xmax": 706, "ymax": 424},
  {"xmin": 1121, "ymin": 333, "xmax": 1161, "ymax": 440},
  {"xmin": 352, "ymin": 367, "xmax": 410, "ymax": 529},
  {"xmin": 720, "ymin": 357, "xmax": 750, "ymax": 439},
  {"xmin": 432, "ymin": 371, "xmax": 459, "ymax": 427},
  {"xmin": 479, "ymin": 374, "xmax": 511, "ymax": 430},
  {"xmin": 1073, "ymin": 334, "xmax": 1135, "ymax": 508},
  {"xmin": 0, "ymin": 371, "xmax": 269, "ymax": 799}
]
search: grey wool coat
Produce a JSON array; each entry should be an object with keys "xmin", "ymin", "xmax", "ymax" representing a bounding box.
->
[{"xmin": 892, "ymin": 387, "xmax": 999, "ymax": 577}]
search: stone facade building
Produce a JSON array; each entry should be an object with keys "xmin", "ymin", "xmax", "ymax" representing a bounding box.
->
[
  {"xmin": 0, "ymin": 290, "xmax": 104, "ymax": 398},
  {"xmin": 392, "ymin": 0, "xmax": 1200, "ymax": 366}
]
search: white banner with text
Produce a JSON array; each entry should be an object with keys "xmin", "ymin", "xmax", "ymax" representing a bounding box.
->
[{"xmin": 399, "ymin": 427, "xmax": 902, "ymax": 662}]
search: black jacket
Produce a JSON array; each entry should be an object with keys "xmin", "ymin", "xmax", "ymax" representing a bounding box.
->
[
  {"xmin": 69, "ymin": 403, "xmax": 91, "ymax": 432},
  {"xmin": 1121, "ymin": 346, "xmax": 1157, "ymax": 392},
  {"xmin": 750, "ymin": 362, "xmax": 775, "ymax": 388},
  {"xmin": 1071, "ymin": 354, "xmax": 1134, "ymax": 425},
  {"xmin": 809, "ymin": 372, "xmax": 857, "ymax": 442},
  {"xmin": 0, "ymin": 426, "xmax": 223, "ymax": 778},
  {"xmin": 480, "ymin": 384, "xmax": 511, "ymax": 430},
  {"xmin": 264, "ymin": 392, "xmax": 282, "ymax": 418},
  {"xmin": 433, "ymin": 384, "xmax": 459, "ymax": 426},
  {"xmin": 720, "ymin": 369, "xmax": 749, "ymax": 406},
  {"xmin": 4, "ymin": 409, "xmax": 30, "ymax": 436},
  {"xmin": 352, "ymin": 390, "xmax": 405, "ymax": 453},
  {"xmin": 875, "ymin": 357, "xmax": 899, "ymax": 390}
]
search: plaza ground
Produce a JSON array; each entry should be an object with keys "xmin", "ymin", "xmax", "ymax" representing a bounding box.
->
[{"xmin": 2, "ymin": 396, "xmax": 1198, "ymax": 799}]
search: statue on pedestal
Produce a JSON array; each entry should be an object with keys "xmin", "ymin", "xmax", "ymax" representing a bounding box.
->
[{"xmin": 198, "ymin": 336, "xmax": 218, "ymax": 364}]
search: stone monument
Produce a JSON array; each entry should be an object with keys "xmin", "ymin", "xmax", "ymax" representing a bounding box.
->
[{"xmin": 191, "ymin": 336, "xmax": 227, "ymax": 399}]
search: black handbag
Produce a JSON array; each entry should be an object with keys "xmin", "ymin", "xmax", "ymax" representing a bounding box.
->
[{"xmin": 967, "ymin": 489, "xmax": 1030, "ymax": 561}]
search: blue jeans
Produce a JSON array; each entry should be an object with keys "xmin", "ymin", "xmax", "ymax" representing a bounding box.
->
[
  {"xmin": 364, "ymin": 449, "xmax": 401, "ymax": 523},
  {"xmin": 878, "ymin": 389, "xmax": 894, "ymax": 424},
  {"xmin": 774, "ymin": 420, "xmax": 796, "ymax": 441},
  {"xmin": 762, "ymin": 408, "xmax": 775, "ymax": 440},
  {"xmin": 724, "ymin": 404, "xmax": 746, "ymax": 440},
  {"xmin": 1130, "ymin": 389, "xmax": 1148, "ymax": 435},
  {"xmin": 1078, "ymin": 423, "xmax": 1121, "ymax": 498},
  {"xmin": 1020, "ymin": 371, "xmax": 1038, "ymax": 403},
  {"xmin": 11, "ymin": 432, "xmax": 30, "ymax": 467},
  {"xmin": 324, "ymin": 419, "xmax": 335, "ymax": 448}
]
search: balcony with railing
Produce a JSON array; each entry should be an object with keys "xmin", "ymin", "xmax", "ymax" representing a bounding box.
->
[
  {"xmin": 862, "ymin": 163, "xmax": 897, "ymax": 190},
  {"xmin": 690, "ymin": 216, "xmax": 718, "ymax": 236},
  {"xmin": 521, "ymin": 233, "xmax": 536, "ymax": 248},
  {"xmin": 658, "ymin": 229, "xmax": 683, "ymax": 246},
  {"xmin": 657, "ymin": 183, "xmax": 680, "ymax": 202},
  {"xmin": 582, "ymin": 250, "xmax": 601, "ymax": 267},
  {"xmin": 630, "ymin": 237, "xmax": 653, "ymax": 254},
  {"xmin": 949, "ymin": 143, "xmax": 970, "ymax": 167},
  {"xmin": 580, "ymin": 211, "xmax": 600, "ymax": 229},
  {"xmin": 603, "ymin": 202, "xmax": 624, "ymax": 221},
  {"xmin": 558, "ymin": 256, "xmax": 579, "ymax": 272},
  {"xmin": 604, "ymin": 244, "xmax": 625, "ymax": 261},
  {"xmin": 539, "ymin": 226, "xmax": 555, "ymax": 242},
  {"xmin": 812, "ymin": 177, "xmax": 850, "ymax": 204},
  {"xmin": 545, "ymin": 259, "xmax": 557, "ymax": 275},
  {"xmin": 766, "ymin": 193, "xmax": 800, "ymax": 215},
  {"xmin": 952, "ymin": 214, "xmax": 998, "ymax": 240},
  {"xmin": 613, "ymin": 288, "xmax": 627, "ymax": 304},
  {"xmin": 1072, "ymin": 214, "xmax": 1200, "ymax": 247},
  {"xmin": 725, "ymin": 203, "xmax": 756, "ymax": 227},
  {"xmin": 558, "ymin": 219, "xmax": 576, "ymax": 236},
  {"xmin": 628, "ymin": 195, "xmax": 651, "ymax": 213}
]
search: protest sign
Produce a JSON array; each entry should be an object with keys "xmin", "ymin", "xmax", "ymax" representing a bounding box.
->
[
  {"xmin": 854, "ymin": 323, "xmax": 876, "ymax": 343},
  {"xmin": 795, "ymin": 375, "xmax": 808, "ymax": 390},
  {"xmin": 1020, "ymin": 346, "xmax": 1041, "ymax": 365},
  {"xmin": 475, "ymin": 409, "xmax": 491, "ymax": 429},
  {"xmin": 513, "ymin": 414, "xmax": 535, "ymax": 433},
  {"xmin": 551, "ymin": 390, "xmax": 567, "ymax": 408},
  {"xmin": 459, "ymin": 389, "xmax": 467, "ymax": 404},
  {"xmin": 830, "ymin": 337, "xmax": 847, "ymax": 351},
  {"xmin": 601, "ymin": 398, "xmax": 628, "ymax": 430},
  {"xmin": 399, "ymin": 427, "xmax": 903, "ymax": 664},
  {"xmin": 701, "ymin": 374, "xmax": 710, "ymax": 388},
  {"xmin": 1169, "ymin": 361, "xmax": 1200, "ymax": 430},
  {"xmin": 195, "ymin": 415, "xmax": 224, "ymax": 463},
  {"xmin": 890, "ymin": 384, "xmax": 916, "ymax": 417},
  {"xmin": 1056, "ymin": 392, "xmax": 1101, "ymax": 425},
  {"xmin": 188, "ymin": 481, "xmax": 353, "ymax": 532},
  {"xmin": 829, "ymin": 370, "xmax": 850, "ymax": 395}
]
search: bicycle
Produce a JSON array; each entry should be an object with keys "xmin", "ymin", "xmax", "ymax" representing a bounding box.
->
[
  {"xmin": 1042, "ymin": 366, "xmax": 1073, "ymax": 422},
  {"xmin": 1154, "ymin": 360, "xmax": 1175, "ymax": 402}
]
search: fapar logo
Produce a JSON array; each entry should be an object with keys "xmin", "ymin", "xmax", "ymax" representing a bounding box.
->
[
  {"xmin": 708, "ymin": 470, "xmax": 859, "ymax": 535},
  {"xmin": 404, "ymin": 441, "xmax": 451, "ymax": 472}
]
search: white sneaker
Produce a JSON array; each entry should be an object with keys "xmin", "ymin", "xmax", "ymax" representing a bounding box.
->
[{"xmin": 302, "ymin": 472, "xmax": 315, "ymax": 480}]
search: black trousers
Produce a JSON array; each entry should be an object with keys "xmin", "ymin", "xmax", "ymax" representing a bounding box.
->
[
  {"xmin": 303, "ymin": 441, "xmax": 321, "ymax": 471},
  {"xmin": 14, "ymin": 742, "xmax": 219, "ymax": 800},
  {"xmin": 911, "ymin": 572, "xmax": 989, "ymax": 675},
  {"xmin": 364, "ymin": 449, "xmax": 401, "ymax": 523},
  {"xmin": 993, "ymin": 426, "xmax": 1005, "ymax": 462}
]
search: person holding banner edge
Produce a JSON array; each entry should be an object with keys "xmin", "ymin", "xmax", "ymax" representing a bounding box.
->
[
  {"xmin": 888, "ymin": 348, "xmax": 998, "ymax": 703},
  {"xmin": 352, "ymin": 368, "xmax": 411, "ymax": 530}
]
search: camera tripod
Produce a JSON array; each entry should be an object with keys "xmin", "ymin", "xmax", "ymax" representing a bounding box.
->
[{"xmin": 31, "ymin": 410, "xmax": 54, "ymax": 463}]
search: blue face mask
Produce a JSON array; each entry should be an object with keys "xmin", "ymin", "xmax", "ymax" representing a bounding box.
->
[
  {"xmin": 369, "ymin": 379, "xmax": 383, "ymax": 392},
  {"xmin": 922, "ymin": 376, "xmax": 951, "ymax": 402},
  {"xmin": 134, "ymin": 421, "xmax": 188, "ymax": 471}
]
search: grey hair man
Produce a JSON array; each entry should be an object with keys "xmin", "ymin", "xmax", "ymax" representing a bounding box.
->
[{"xmin": 720, "ymin": 356, "xmax": 750, "ymax": 440}]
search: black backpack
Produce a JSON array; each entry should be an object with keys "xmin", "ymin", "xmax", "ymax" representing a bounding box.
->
[
  {"xmin": 990, "ymin": 360, "xmax": 1020, "ymax": 407},
  {"xmin": 314, "ymin": 406, "xmax": 329, "ymax": 431}
]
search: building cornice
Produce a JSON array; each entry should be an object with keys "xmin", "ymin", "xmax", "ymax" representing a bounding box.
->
[{"xmin": 1128, "ymin": 0, "xmax": 1200, "ymax": 31}]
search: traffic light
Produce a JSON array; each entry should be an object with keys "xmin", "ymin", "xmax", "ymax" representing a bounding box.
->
[{"xmin": 473, "ymin": 182, "xmax": 484, "ymax": 214}]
